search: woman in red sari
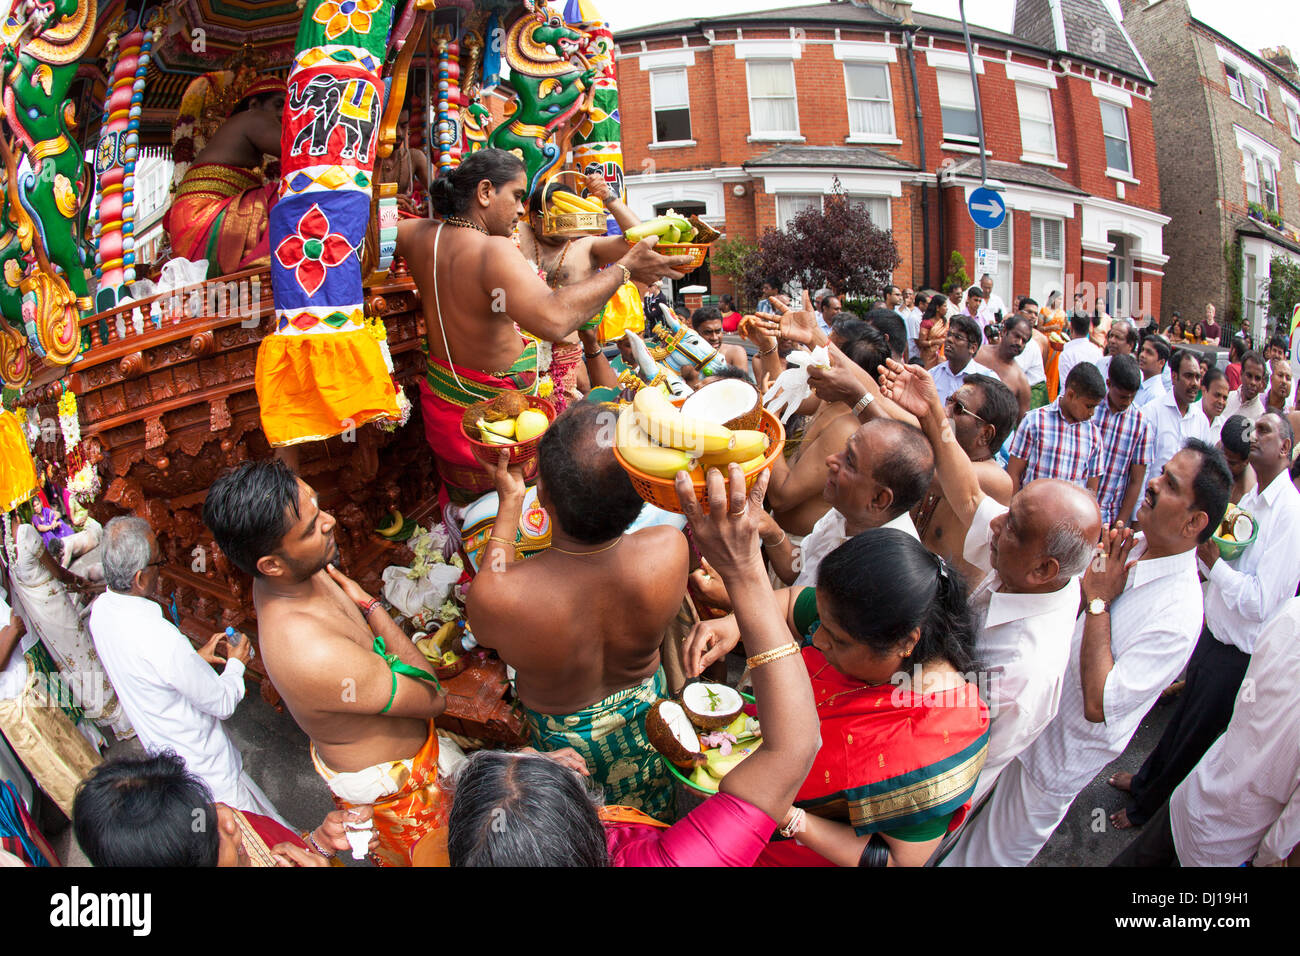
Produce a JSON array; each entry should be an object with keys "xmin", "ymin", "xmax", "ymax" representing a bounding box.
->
[{"xmin": 753, "ymin": 529, "xmax": 989, "ymax": 866}]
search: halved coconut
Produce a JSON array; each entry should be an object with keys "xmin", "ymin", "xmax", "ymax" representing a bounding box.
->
[
  {"xmin": 1232, "ymin": 513, "xmax": 1254, "ymax": 541},
  {"xmin": 681, "ymin": 681, "xmax": 745, "ymax": 731},
  {"xmin": 682, "ymin": 379, "xmax": 762, "ymax": 431},
  {"xmin": 645, "ymin": 699, "xmax": 706, "ymax": 770}
]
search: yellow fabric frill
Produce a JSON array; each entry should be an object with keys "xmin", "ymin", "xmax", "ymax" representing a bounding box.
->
[
  {"xmin": 255, "ymin": 328, "xmax": 399, "ymax": 447},
  {"xmin": 0, "ymin": 409, "xmax": 38, "ymax": 513}
]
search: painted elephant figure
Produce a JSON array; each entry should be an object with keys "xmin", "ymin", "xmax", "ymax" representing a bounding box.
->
[{"xmin": 288, "ymin": 74, "xmax": 380, "ymax": 163}]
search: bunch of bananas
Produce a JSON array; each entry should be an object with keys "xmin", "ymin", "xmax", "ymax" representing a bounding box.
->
[
  {"xmin": 615, "ymin": 386, "xmax": 770, "ymax": 479},
  {"xmin": 625, "ymin": 212, "xmax": 697, "ymax": 245},
  {"xmin": 548, "ymin": 190, "xmax": 604, "ymax": 215}
]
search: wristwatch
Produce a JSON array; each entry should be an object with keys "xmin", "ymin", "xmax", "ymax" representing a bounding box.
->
[
  {"xmin": 1086, "ymin": 597, "xmax": 1109, "ymax": 616},
  {"xmin": 852, "ymin": 391, "xmax": 875, "ymax": 417}
]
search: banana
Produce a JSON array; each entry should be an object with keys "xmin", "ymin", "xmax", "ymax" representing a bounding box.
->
[
  {"xmin": 615, "ymin": 405, "xmax": 696, "ymax": 478},
  {"xmin": 550, "ymin": 192, "xmax": 593, "ymax": 214},
  {"xmin": 476, "ymin": 418, "xmax": 513, "ymax": 445},
  {"xmin": 625, "ymin": 217, "xmax": 675, "ymax": 242},
  {"xmin": 569, "ymin": 192, "xmax": 604, "ymax": 212},
  {"xmin": 377, "ymin": 509, "xmax": 404, "ymax": 537},
  {"xmin": 662, "ymin": 214, "xmax": 692, "ymax": 236},
  {"xmin": 696, "ymin": 430, "xmax": 770, "ymax": 469},
  {"xmin": 663, "ymin": 224, "xmax": 681, "ymax": 243},
  {"xmin": 633, "ymin": 385, "xmax": 735, "ymax": 455}
]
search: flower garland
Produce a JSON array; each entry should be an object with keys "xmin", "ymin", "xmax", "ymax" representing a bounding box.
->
[
  {"xmin": 57, "ymin": 388, "xmax": 80, "ymax": 449},
  {"xmin": 1, "ymin": 513, "xmax": 17, "ymax": 570},
  {"xmin": 377, "ymin": 386, "xmax": 411, "ymax": 432}
]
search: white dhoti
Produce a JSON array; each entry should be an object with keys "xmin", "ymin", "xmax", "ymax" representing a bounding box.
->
[
  {"xmin": 228, "ymin": 771, "xmax": 290, "ymax": 828},
  {"xmin": 938, "ymin": 757, "xmax": 1074, "ymax": 867}
]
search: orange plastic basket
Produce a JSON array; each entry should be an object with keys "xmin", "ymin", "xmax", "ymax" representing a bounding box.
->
[
  {"xmin": 625, "ymin": 237, "xmax": 709, "ymax": 270},
  {"xmin": 459, "ymin": 395, "xmax": 556, "ymax": 486},
  {"xmin": 613, "ymin": 406, "xmax": 785, "ymax": 515}
]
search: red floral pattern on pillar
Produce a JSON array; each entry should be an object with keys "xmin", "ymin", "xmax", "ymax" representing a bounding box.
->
[{"xmin": 274, "ymin": 203, "xmax": 353, "ymax": 297}]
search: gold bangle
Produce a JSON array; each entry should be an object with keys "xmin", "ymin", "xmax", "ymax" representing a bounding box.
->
[
  {"xmin": 488, "ymin": 534, "xmax": 514, "ymax": 548},
  {"xmin": 617, "ymin": 263, "xmax": 631, "ymax": 285},
  {"xmin": 762, "ymin": 531, "xmax": 787, "ymax": 548},
  {"xmin": 746, "ymin": 642, "xmax": 801, "ymax": 669}
]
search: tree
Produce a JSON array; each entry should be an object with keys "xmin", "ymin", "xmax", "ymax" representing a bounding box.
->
[
  {"xmin": 710, "ymin": 236, "xmax": 759, "ymax": 308},
  {"xmin": 944, "ymin": 251, "xmax": 970, "ymax": 295},
  {"xmin": 1263, "ymin": 254, "xmax": 1300, "ymax": 335},
  {"xmin": 745, "ymin": 179, "xmax": 899, "ymax": 301}
]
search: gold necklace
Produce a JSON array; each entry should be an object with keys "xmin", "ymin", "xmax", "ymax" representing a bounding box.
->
[
  {"xmin": 445, "ymin": 216, "xmax": 488, "ymax": 235},
  {"xmin": 548, "ymin": 536, "xmax": 623, "ymax": 556},
  {"xmin": 810, "ymin": 663, "xmax": 885, "ymax": 708}
]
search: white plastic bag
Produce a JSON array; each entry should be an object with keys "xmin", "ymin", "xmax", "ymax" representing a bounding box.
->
[
  {"xmin": 763, "ymin": 346, "xmax": 829, "ymax": 422},
  {"xmin": 381, "ymin": 562, "xmax": 462, "ymax": 619}
]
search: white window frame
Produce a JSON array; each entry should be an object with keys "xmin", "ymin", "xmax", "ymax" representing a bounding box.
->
[
  {"xmin": 1243, "ymin": 145, "xmax": 1261, "ymax": 204},
  {"xmin": 1099, "ymin": 100, "xmax": 1132, "ymax": 176},
  {"xmin": 1029, "ymin": 215, "xmax": 1064, "ymax": 307},
  {"xmin": 1016, "ymin": 83, "xmax": 1058, "ymax": 163},
  {"xmin": 1284, "ymin": 93, "xmax": 1300, "ymax": 142},
  {"xmin": 1225, "ymin": 64, "xmax": 1247, "ymax": 104},
  {"xmin": 936, "ymin": 69, "xmax": 980, "ymax": 144},
  {"xmin": 746, "ymin": 59, "xmax": 801, "ymax": 141},
  {"xmin": 1248, "ymin": 77, "xmax": 1271, "ymax": 119},
  {"xmin": 975, "ymin": 215, "xmax": 1013, "ymax": 311},
  {"xmin": 1259, "ymin": 155, "xmax": 1279, "ymax": 213},
  {"xmin": 847, "ymin": 193, "xmax": 892, "ymax": 231},
  {"xmin": 648, "ymin": 67, "xmax": 693, "ymax": 146},
  {"xmin": 842, "ymin": 61, "xmax": 896, "ymax": 142},
  {"xmin": 776, "ymin": 193, "xmax": 821, "ymax": 231}
]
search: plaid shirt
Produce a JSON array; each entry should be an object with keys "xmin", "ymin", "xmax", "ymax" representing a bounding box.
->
[
  {"xmin": 1091, "ymin": 400, "xmax": 1155, "ymax": 525},
  {"xmin": 1008, "ymin": 400, "xmax": 1103, "ymax": 489}
]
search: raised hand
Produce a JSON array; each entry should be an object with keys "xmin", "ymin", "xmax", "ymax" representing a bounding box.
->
[
  {"xmin": 682, "ymin": 615, "xmax": 742, "ymax": 677},
  {"xmin": 878, "ymin": 358, "xmax": 941, "ymax": 420},
  {"xmin": 673, "ymin": 463, "xmax": 769, "ymax": 581},
  {"xmin": 1083, "ymin": 522, "xmax": 1137, "ymax": 605}
]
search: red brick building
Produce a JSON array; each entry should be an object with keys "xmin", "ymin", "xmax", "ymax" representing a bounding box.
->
[{"xmin": 614, "ymin": 0, "xmax": 1168, "ymax": 319}]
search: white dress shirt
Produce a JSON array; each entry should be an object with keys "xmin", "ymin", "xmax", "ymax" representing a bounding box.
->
[
  {"xmin": 962, "ymin": 496, "xmax": 1082, "ymax": 804},
  {"xmin": 88, "ymin": 590, "xmax": 280, "ymax": 819},
  {"xmin": 0, "ymin": 595, "xmax": 38, "ymax": 702},
  {"xmin": 1199, "ymin": 469, "xmax": 1300, "ymax": 654},
  {"xmin": 793, "ymin": 508, "xmax": 919, "ymax": 588},
  {"xmin": 1145, "ymin": 390, "xmax": 1210, "ymax": 494},
  {"xmin": 1198, "ymin": 401, "xmax": 1225, "ymax": 446},
  {"xmin": 945, "ymin": 538, "xmax": 1204, "ymax": 866},
  {"xmin": 933, "ymin": 358, "xmax": 999, "ymax": 405},
  {"xmin": 1058, "ymin": 338, "xmax": 1103, "ymax": 386},
  {"xmin": 901, "ymin": 307, "xmax": 922, "ymax": 358},
  {"xmin": 1221, "ymin": 389, "xmax": 1265, "ymax": 423},
  {"xmin": 1135, "ymin": 373, "xmax": 1166, "ymax": 408},
  {"xmin": 1015, "ymin": 339, "xmax": 1046, "ymax": 387},
  {"xmin": 1171, "ymin": 598, "xmax": 1300, "ymax": 866}
]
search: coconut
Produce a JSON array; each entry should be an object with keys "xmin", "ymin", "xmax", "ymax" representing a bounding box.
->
[
  {"xmin": 645, "ymin": 699, "xmax": 706, "ymax": 769},
  {"xmin": 681, "ymin": 379, "xmax": 762, "ymax": 431},
  {"xmin": 490, "ymin": 391, "xmax": 530, "ymax": 419},
  {"xmin": 1232, "ymin": 513, "xmax": 1253, "ymax": 541},
  {"xmin": 681, "ymin": 681, "xmax": 745, "ymax": 731}
]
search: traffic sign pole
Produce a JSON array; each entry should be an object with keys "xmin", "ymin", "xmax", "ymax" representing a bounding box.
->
[{"xmin": 958, "ymin": 0, "xmax": 988, "ymax": 185}]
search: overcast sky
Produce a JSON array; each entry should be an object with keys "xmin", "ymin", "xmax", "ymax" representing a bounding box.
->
[{"xmin": 593, "ymin": 0, "xmax": 1296, "ymax": 62}]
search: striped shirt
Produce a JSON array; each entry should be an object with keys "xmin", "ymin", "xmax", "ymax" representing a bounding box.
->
[
  {"xmin": 1091, "ymin": 398, "xmax": 1155, "ymax": 525},
  {"xmin": 1008, "ymin": 400, "xmax": 1103, "ymax": 488}
]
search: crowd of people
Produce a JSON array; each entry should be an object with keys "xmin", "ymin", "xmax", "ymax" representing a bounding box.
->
[{"xmin": 4, "ymin": 149, "xmax": 1300, "ymax": 868}]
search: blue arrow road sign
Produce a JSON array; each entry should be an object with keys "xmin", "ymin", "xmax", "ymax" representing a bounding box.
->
[{"xmin": 967, "ymin": 187, "xmax": 1006, "ymax": 230}]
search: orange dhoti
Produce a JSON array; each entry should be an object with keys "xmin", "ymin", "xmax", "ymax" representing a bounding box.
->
[
  {"xmin": 164, "ymin": 162, "xmax": 277, "ymax": 279},
  {"xmin": 310, "ymin": 721, "xmax": 449, "ymax": 867}
]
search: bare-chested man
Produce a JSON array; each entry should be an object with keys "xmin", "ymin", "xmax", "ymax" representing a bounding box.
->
[
  {"xmin": 378, "ymin": 108, "xmax": 432, "ymax": 214},
  {"xmin": 911, "ymin": 375, "xmax": 1016, "ymax": 588},
  {"xmin": 466, "ymin": 403, "xmax": 688, "ymax": 820},
  {"xmin": 395, "ymin": 148, "xmax": 689, "ymax": 500},
  {"xmin": 514, "ymin": 170, "xmax": 643, "ymax": 402},
  {"xmin": 204, "ymin": 460, "xmax": 449, "ymax": 867},
  {"xmin": 167, "ymin": 78, "xmax": 285, "ymax": 278},
  {"xmin": 977, "ymin": 313, "xmax": 1033, "ymax": 419}
]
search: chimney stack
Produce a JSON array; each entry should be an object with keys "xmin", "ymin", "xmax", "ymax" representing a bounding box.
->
[
  {"xmin": 852, "ymin": 1, "xmax": 915, "ymax": 25},
  {"xmin": 1260, "ymin": 46, "xmax": 1298, "ymax": 83}
]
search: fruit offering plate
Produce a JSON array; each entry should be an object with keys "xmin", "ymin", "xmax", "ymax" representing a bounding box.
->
[
  {"xmin": 460, "ymin": 393, "xmax": 556, "ymax": 469},
  {"xmin": 648, "ymin": 683, "xmax": 760, "ymax": 799},
  {"xmin": 1212, "ymin": 506, "xmax": 1257, "ymax": 561}
]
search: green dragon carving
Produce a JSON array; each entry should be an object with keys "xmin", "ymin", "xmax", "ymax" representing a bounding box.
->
[
  {"xmin": 0, "ymin": 0, "xmax": 96, "ymax": 384},
  {"xmin": 486, "ymin": 11, "xmax": 594, "ymax": 196}
]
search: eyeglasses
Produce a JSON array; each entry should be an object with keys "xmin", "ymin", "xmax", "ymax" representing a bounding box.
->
[
  {"xmin": 146, "ymin": 558, "xmax": 165, "ymax": 569},
  {"xmin": 947, "ymin": 396, "xmax": 989, "ymax": 425}
]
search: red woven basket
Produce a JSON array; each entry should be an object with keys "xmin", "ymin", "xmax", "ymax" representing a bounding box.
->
[
  {"xmin": 613, "ymin": 406, "xmax": 785, "ymax": 515},
  {"xmin": 459, "ymin": 394, "xmax": 556, "ymax": 484}
]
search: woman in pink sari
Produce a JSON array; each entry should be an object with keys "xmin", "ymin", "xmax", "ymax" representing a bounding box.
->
[{"xmin": 446, "ymin": 467, "xmax": 821, "ymax": 866}]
